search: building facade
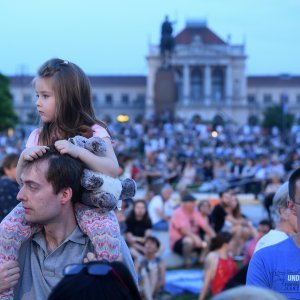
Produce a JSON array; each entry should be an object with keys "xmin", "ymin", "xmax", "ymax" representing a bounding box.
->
[{"xmin": 8, "ymin": 20, "xmax": 300, "ymax": 125}]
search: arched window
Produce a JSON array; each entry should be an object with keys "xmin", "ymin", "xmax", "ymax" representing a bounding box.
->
[
  {"xmin": 175, "ymin": 68, "xmax": 183, "ymax": 103},
  {"xmin": 212, "ymin": 68, "xmax": 224, "ymax": 102},
  {"xmin": 191, "ymin": 67, "xmax": 204, "ymax": 102}
]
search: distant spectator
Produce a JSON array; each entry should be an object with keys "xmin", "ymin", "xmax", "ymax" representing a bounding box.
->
[
  {"xmin": 229, "ymin": 156, "xmax": 244, "ymax": 181},
  {"xmin": 125, "ymin": 200, "xmax": 152, "ymax": 259},
  {"xmin": 243, "ymin": 219, "xmax": 272, "ymax": 265},
  {"xmin": 170, "ymin": 193, "xmax": 215, "ymax": 268},
  {"xmin": 201, "ymin": 158, "xmax": 214, "ymax": 181},
  {"xmin": 148, "ymin": 184, "xmax": 174, "ymax": 231},
  {"xmin": 209, "ymin": 188, "xmax": 233, "ymax": 233},
  {"xmin": 166, "ymin": 156, "xmax": 181, "ymax": 186},
  {"xmin": 263, "ymin": 173, "xmax": 282, "ymax": 221},
  {"xmin": 267, "ymin": 155, "xmax": 285, "ymax": 180},
  {"xmin": 0, "ymin": 153, "xmax": 19, "ymax": 222},
  {"xmin": 143, "ymin": 152, "xmax": 166, "ymax": 194},
  {"xmin": 199, "ymin": 232, "xmax": 238, "ymax": 300},
  {"xmin": 225, "ymin": 194, "xmax": 256, "ymax": 256},
  {"xmin": 198, "ymin": 200, "xmax": 213, "ymax": 263},
  {"xmin": 137, "ymin": 236, "xmax": 166, "ymax": 300},
  {"xmin": 176, "ymin": 158, "xmax": 197, "ymax": 191}
]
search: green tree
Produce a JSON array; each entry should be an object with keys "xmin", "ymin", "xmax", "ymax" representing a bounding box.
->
[
  {"xmin": 248, "ymin": 115, "xmax": 260, "ymax": 126},
  {"xmin": 0, "ymin": 74, "xmax": 18, "ymax": 132},
  {"xmin": 262, "ymin": 105, "xmax": 294, "ymax": 132}
]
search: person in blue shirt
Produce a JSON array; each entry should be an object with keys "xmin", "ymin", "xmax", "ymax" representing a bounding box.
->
[{"xmin": 247, "ymin": 167, "xmax": 300, "ymax": 299}]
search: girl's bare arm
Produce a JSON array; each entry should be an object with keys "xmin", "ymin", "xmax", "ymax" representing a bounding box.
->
[{"xmin": 54, "ymin": 137, "xmax": 119, "ymax": 177}]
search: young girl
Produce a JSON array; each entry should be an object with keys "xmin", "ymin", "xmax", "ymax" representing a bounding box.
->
[
  {"xmin": 199, "ymin": 232, "xmax": 238, "ymax": 300},
  {"xmin": 0, "ymin": 58, "xmax": 127, "ymax": 289}
]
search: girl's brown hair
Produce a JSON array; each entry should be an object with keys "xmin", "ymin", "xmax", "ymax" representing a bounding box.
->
[{"xmin": 34, "ymin": 58, "xmax": 109, "ymax": 145}]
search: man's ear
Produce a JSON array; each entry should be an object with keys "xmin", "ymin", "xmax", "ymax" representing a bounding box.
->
[
  {"xmin": 288, "ymin": 200, "xmax": 297, "ymax": 216},
  {"xmin": 60, "ymin": 187, "xmax": 73, "ymax": 205}
]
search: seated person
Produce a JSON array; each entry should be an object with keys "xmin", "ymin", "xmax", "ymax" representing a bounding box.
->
[
  {"xmin": 125, "ymin": 200, "xmax": 152, "ymax": 260},
  {"xmin": 136, "ymin": 236, "xmax": 166, "ymax": 300},
  {"xmin": 263, "ymin": 174, "xmax": 282, "ymax": 221},
  {"xmin": 209, "ymin": 188, "xmax": 233, "ymax": 233},
  {"xmin": 169, "ymin": 193, "xmax": 215, "ymax": 268},
  {"xmin": 198, "ymin": 200, "xmax": 213, "ymax": 263},
  {"xmin": 243, "ymin": 219, "xmax": 272, "ymax": 265},
  {"xmin": 199, "ymin": 232, "xmax": 238, "ymax": 300},
  {"xmin": 0, "ymin": 153, "xmax": 20, "ymax": 222},
  {"xmin": 148, "ymin": 184, "xmax": 174, "ymax": 231},
  {"xmin": 225, "ymin": 194, "xmax": 256, "ymax": 256}
]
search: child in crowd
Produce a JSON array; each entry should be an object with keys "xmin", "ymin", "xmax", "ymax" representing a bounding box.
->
[
  {"xmin": 137, "ymin": 236, "xmax": 166, "ymax": 300},
  {"xmin": 243, "ymin": 219, "xmax": 272, "ymax": 265},
  {"xmin": 199, "ymin": 232, "xmax": 238, "ymax": 300},
  {"xmin": 0, "ymin": 58, "xmax": 131, "ymax": 286},
  {"xmin": 0, "ymin": 153, "xmax": 19, "ymax": 221}
]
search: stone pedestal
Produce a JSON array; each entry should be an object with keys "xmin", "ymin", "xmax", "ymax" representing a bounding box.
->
[{"xmin": 154, "ymin": 67, "xmax": 176, "ymax": 118}]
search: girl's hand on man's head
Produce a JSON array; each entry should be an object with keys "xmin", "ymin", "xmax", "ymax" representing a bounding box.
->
[
  {"xmin": 54, "ymin": 140, "xmax": 81, "ymax": 158},
  {"xmin": 22, "ymin": 146, "xmax": 49, "ymax": 161}
]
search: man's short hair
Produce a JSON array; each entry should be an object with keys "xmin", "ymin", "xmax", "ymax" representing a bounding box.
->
[
  {"xmin": 288, "ymin": 168, "xmax": 300, "ymax": 202},
  {"xmin": 24, "ymin": 147, "xmax": 84, "ymax": 203}
]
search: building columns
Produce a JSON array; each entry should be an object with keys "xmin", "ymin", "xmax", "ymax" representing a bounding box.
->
[
  {"xmin": 145, "ymin": 61, "xmax": 157, "ymax": 117},
  {"xmin": 225, "ymin": 65, "xmax": 232, "ymax": 104},
  {"xmin": 204, "ymin": 65, "xmax": 211, "ymax": 105},
  {"xmin": 183, "ymin": 64, "xmax": 190, "ymax": 105}
]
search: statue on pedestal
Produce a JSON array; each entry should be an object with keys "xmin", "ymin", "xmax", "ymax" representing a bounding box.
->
[{"xmin": 160, "ymin": 16, "xmax": 175, "ymax": 68}]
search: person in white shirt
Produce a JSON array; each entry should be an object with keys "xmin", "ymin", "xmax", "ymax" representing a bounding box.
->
[{"xmin": 148, "ymin": 184, "xmax": 173, "ymax": 231}]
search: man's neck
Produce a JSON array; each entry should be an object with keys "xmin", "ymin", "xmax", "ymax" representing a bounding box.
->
[
  {"xmin": 276, "ymin": 221, "xmax": 297, "ymax": 236},
  {"xmin": 43, "ymin": 211, "xmax": 77, "ymax": 253}
]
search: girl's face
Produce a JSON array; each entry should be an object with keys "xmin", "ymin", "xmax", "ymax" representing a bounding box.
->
[{"xmin": 35, "ymin": 77, "xmax": 56, "ymax": 123}]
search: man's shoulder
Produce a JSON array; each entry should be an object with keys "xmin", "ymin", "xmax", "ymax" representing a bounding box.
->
[
  {"xmin": 172, "ymin": 205, "xmax": 184, "ymax": 216},
  {"xmin": 255, "ymin": 230, "xmax": 288, "ymax": 253},
  {"xmin": 255, "ymin": 237, "xmax": 293, "ymax": 257}
]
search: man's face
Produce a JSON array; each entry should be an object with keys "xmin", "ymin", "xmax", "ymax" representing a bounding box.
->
[
  {"xmin": 17, "ymin": 160, "xmax": 63, "ymax": 224},
  {"xmin": 183, "ymin": 201, "xmax": 195, "ymax": 213}
]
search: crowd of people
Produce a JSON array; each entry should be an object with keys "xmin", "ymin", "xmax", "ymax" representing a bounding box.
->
[{"xmin": 1, "ymin": 57, "xmax": 300, "ymax": 300}]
